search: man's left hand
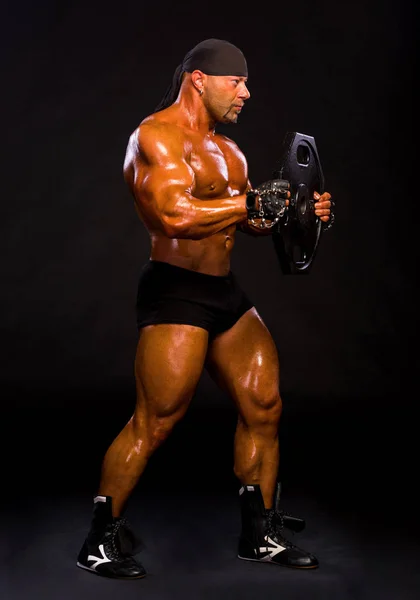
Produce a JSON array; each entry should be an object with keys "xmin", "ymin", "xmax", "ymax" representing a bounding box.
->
[{"xmin": 314, "ymin": 191, "xmax": 333, "ymax": 223}]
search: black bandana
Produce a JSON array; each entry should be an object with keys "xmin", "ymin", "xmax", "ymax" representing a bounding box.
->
[
  {"xmin": 182, "ymin": 38, "xmax": 248, "ymax": 77},
  {"xmin": 154, "ymin": 38, "xmax": 248, "ymax": 112}
]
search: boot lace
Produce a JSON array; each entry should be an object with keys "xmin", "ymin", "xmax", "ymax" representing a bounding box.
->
[
  {"xmin": 104, "ymin": 517, "xmax": 143, "ymax": 561},
  {"xmin": 265, "ymin": 509, "xmax": 300, "ymax": 550}
]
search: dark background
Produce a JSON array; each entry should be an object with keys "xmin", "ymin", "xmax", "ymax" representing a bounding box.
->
[{"xmin": 1, "ymin": 0, "xmax": 417, "ymax": 527}]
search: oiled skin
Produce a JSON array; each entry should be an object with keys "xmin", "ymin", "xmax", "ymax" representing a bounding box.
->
[{"xmin": 96, "ymin": 72, "xmax": 332, "ymax": 515}]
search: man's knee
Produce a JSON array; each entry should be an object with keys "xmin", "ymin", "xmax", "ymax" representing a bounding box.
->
[
  {"xmin": 149, "ymin": 417, "xmax": 177, "ymax": 451},
  {"xmin": 131, "ymin": 404, "xmax": 188, "ymax": 454},
  {"xmin": 243, "ymin": 389, "xmax": 283, "ymax": 430}
]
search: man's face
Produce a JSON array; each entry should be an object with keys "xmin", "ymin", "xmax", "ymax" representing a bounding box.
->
[{"xmin": 204, "ymin": 75, "xmax": 250, "ymax": 124}]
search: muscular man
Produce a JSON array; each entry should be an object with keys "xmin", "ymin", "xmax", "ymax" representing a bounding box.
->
[{"xmin": 77, "ymin": 38, "xmax": 332, "ymax": 579}]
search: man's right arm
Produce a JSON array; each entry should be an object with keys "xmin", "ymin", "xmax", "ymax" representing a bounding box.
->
[
  {"xmin": 236, "ymin": 179, "xmax": 287, "ymax": 237},
  {"xmin": 128, "ymin": 123, "xmax": 248, "ymax": 240}
]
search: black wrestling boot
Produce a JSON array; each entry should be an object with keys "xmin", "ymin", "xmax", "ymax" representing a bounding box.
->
[
  {"xmin": 77, "ymin": 496, "xmax": 146, "ymax": 579},
  {"xmin": 272, "ymin": 481, "xmax": 306, "ymax": 533},
  {"xmin": 237, "ymin": 484, "xmax": 319, "ymax": 569}
]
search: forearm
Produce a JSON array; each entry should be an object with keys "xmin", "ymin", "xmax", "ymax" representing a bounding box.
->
[{"xmin": 164, "ymin": 194, "xmax": 248, "ymax": 239}]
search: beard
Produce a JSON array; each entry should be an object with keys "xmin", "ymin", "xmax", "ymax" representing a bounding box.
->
[
  {"xmin": 205, "ymin": 95, "xmax": 240, "ymax": 125},
  {"xmin": 221, "ymin": 103, "xmax": 240, "ymax": 124}
]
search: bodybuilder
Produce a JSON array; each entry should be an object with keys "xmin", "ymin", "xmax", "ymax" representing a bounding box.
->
[{"xmin": 77, "ymin": 38, "xmax": 333, "ymax": 579}]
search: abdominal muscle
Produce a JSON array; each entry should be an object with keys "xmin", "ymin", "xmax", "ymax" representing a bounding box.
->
[{"xmin": 150, "ymin": 226, "xmax": 236, "ymax": 276}]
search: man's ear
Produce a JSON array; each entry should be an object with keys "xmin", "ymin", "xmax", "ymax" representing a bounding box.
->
[{"xmin": 191, "ymin": 70, "xmax": 205, "ymax": 95}]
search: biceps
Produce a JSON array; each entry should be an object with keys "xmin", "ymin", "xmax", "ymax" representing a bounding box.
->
[{"xmin": 134, "ymin": 163, "xmax": 195, "ymax": 226}]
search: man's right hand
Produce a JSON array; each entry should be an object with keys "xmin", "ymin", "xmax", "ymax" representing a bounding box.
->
[{"xmin": 246, "ymin": 179, "xmax": 290, "ymax": 225}]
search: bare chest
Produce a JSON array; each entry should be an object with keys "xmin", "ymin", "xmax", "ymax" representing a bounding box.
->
[{"xmin": 189, "ymin": 137, "xmax": 248, "ymax": 199}]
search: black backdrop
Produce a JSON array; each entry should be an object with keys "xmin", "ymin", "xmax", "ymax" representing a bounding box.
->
[{"xmin": 1, "ymin": 0, "xmax": 417, "ymax": 514}]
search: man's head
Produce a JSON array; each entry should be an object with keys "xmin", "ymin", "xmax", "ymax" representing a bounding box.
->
[
  {"xmin": 181, "ymin": 38, "xmax": 248, "ymax": 77},
  {"xmin": 154, "ymin": 38, "xmax": 250, "ymax": 122}
]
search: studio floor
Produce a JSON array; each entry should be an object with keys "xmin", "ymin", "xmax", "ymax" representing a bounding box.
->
[
  {"xmin": 3, "ymin": 390, "xmax": 418, "ymax": 600},
  {"xmin": 4, "ymin": 487, "xmax": 419, "ymax": 600}
]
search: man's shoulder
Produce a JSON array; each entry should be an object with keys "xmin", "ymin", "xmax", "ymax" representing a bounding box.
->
[
  {"xmin": 126, "ymin": 114, "xmax": 187, "ymax": 164},
  {"xmin": 133, "ymin": 114, "xmax": 185, "ymax": 148},
  {"xmin": 140, "ymin": 108, "xmax": 187, "ymax": 132}
]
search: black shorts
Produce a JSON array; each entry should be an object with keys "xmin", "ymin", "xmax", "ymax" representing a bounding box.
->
[{"xmin": 135, "ymin": 260, "xmax": 254, "ymax": 339}]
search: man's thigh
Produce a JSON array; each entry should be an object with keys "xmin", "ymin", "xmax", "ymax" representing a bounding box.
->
[
  {"xmin": 206, "ymin": 308, "xmax": 280, "ymax": 402},
  {"xmin": 135, "ymin": 323, "xmax": 209, "ymax": 416}
]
